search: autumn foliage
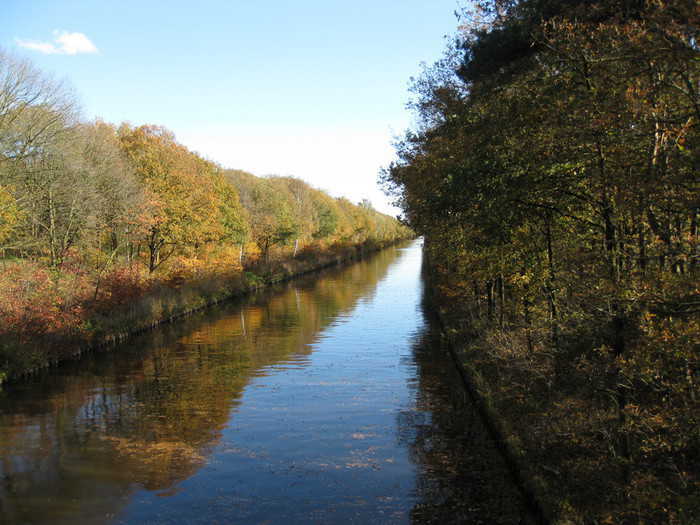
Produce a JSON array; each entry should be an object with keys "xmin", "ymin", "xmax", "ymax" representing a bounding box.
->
[
  {"xmin": 0, "ymin": 50, "xmax": 411, "ymax": 381},
  {"xmin": 384, "ymin": 1, "xmax": 698, "ymax": 522}
]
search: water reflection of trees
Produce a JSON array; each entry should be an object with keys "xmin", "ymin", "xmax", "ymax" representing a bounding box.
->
[
  {"xmin": 399, "ymin": 317, "xmax": 533, "ymax": 524},
  {"xmin": 0, "ymin": 247, "xmax": 401, "ymax": 524}
]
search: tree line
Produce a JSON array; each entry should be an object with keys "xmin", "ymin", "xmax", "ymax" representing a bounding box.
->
[
  {"xmin": 383, "ymin": 1, "xmax": 697, "ymax": 522},
  {"xmin": 0, "ymin": 49, "xmax": 410, "ymax": 377},
  {"xmin": 0, "ymin": 49, "xmax": 408, "ymax": 270}
]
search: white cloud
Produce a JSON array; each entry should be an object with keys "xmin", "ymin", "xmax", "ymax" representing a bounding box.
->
[
  {"xmin": 14, "ymin": 40, "xmax": 58, "ymax": 54},
  {"xmin": 53, "ymin": 31, "xmax": 98, "ymax": 55},
  {"xmin": 16, "ymin": 30, "xmax": 98, "ymax": 55}
]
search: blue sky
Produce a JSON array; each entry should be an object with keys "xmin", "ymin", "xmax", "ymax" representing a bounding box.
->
[{"xmin": 3, "ymin": 1, "xmax": 463, "ymax": 214}]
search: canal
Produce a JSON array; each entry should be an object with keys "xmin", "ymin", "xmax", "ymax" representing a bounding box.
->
[{"xmin": 0, "ymin": 240, "xmax": 530, "ymax": 524}]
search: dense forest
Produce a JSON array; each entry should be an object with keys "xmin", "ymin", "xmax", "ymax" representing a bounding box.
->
[
  {"xmin": 383, "ymin": 0, "xmax": 698, "ymax": 523},
  {"xmin": 0, "ymin": 49, "xmax": 410, "ymax": 380}
]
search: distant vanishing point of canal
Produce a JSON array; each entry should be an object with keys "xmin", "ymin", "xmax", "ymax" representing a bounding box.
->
[{"xmin": 0, "ymin": 240, "xmax": 531, "ymax": 524}]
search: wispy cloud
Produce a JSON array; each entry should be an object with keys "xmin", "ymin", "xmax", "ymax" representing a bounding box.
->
[{"xmin": 16, "ymin": 30, "xmax": 98, "ymax": 55}]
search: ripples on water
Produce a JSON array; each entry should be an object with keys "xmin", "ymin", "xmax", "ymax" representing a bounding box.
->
[{"xmin": 0, "ymin": 241, "xmax": 530, "ymax": 524}]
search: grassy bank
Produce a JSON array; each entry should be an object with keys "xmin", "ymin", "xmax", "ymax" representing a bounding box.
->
[
  {"xmin": 423, "ymin": 257, "xmax": 698, "ymax": 525},
  {"xmin": 0, "ymin": 239, "xmax": 407, "ymax": 384}
]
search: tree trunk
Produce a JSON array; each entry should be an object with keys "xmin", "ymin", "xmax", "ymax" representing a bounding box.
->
[
  {"xmin": 486, "ymin": 279, "xmax": 494, "ymax": 321},
  {"xmin": 262, "ymin": 238, "xmax": 270, "ymax": 263},
  {"xmin": 497, "ymin": 273, "xmax": 505, "ymax": 329},
  {"xmin": 637, "ymin": 221, "xmax": 647, "ymax": 275},
  {"xmin": 545, "ymin": 214, "xmax": 559, "ymax": 350},
  {"xmin": 48, "ymin": 189, "xmax": 58, "ymax": 267},
  {"xmin": 603, "ymin": 201, "xmax": 618, "ymax": 282},
  {"xmin": 691, "ymin": 207, "xmax": 698, "ymax": 272},
  {"xmin": 524, "ymin": 296, "xmax": 534, "ymax": 354},
  {"xmin": 148, "ymin": 231, "xmax": 161, "ymax": 273},
  {"xmin": 612, "ymin": 313, "xmax": 631, "ymax": 483}
]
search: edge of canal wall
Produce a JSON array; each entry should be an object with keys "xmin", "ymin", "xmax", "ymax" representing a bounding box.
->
[{"xmin": 422, "ymin": 263, "xmax": 556, "ymax": 525}]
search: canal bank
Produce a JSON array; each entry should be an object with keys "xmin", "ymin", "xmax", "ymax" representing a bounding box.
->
[
  {"xmin": 1, "ymin": 240, "xmax": 409, "ymax": 384},
  {"xmin": 422, "ymin": 270, "xmax": 553, "ymax": 525}
]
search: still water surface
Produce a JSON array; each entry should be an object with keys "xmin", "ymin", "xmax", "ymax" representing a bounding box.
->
[{"xmin": 0, "ymin": 241, "xmax": 529, "ymax": 524}]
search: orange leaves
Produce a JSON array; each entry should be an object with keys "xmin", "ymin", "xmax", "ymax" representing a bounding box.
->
[
  {"xmin": 0, "ymin": 261, "xmax": 87, "ymax": 339},
  {"xmin": 94, "ymin": 265, "xmax": 149, "ymax": 309},
  {"xmin": 0, "ymin": 185, "xmax": 23, "ymax": 245},
  {"xmin": 118, "ymin": 124, "xmax": 234, "ymax": 260}
]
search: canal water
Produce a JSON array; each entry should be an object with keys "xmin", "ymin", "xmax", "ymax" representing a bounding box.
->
[{"xmin": 0, "ymin": 241, "xmax": 530, "ymax": 524}]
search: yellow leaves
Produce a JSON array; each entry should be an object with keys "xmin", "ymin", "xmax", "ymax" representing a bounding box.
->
[
  {"xmin": 509, "ymin": 272, "xmax": 532, "ymax": 286},
  {"xmin": 0, "ymin": 185, "xmax": 23, "ymax": 244},
  {"xmin": 118, "ymin": 124, "xmax": 231, "ymax": 249}
]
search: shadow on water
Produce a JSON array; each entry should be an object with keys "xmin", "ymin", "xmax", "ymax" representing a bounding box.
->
[
  {"xmin": 0, "ymin": 242, "xmax": 531, "ymax": 524},
  {"xmin": 382, "ymin": 251, "xmax": 533, "ymax": 524},
  {"xmin": 400, "ymin": 306, "xmax": 533, "ymax": 523}
]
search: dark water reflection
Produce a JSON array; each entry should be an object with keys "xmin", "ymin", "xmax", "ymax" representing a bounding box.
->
[{"xmin": 0, "ymin": 241, "xmax": 529, "ymax": 524}]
